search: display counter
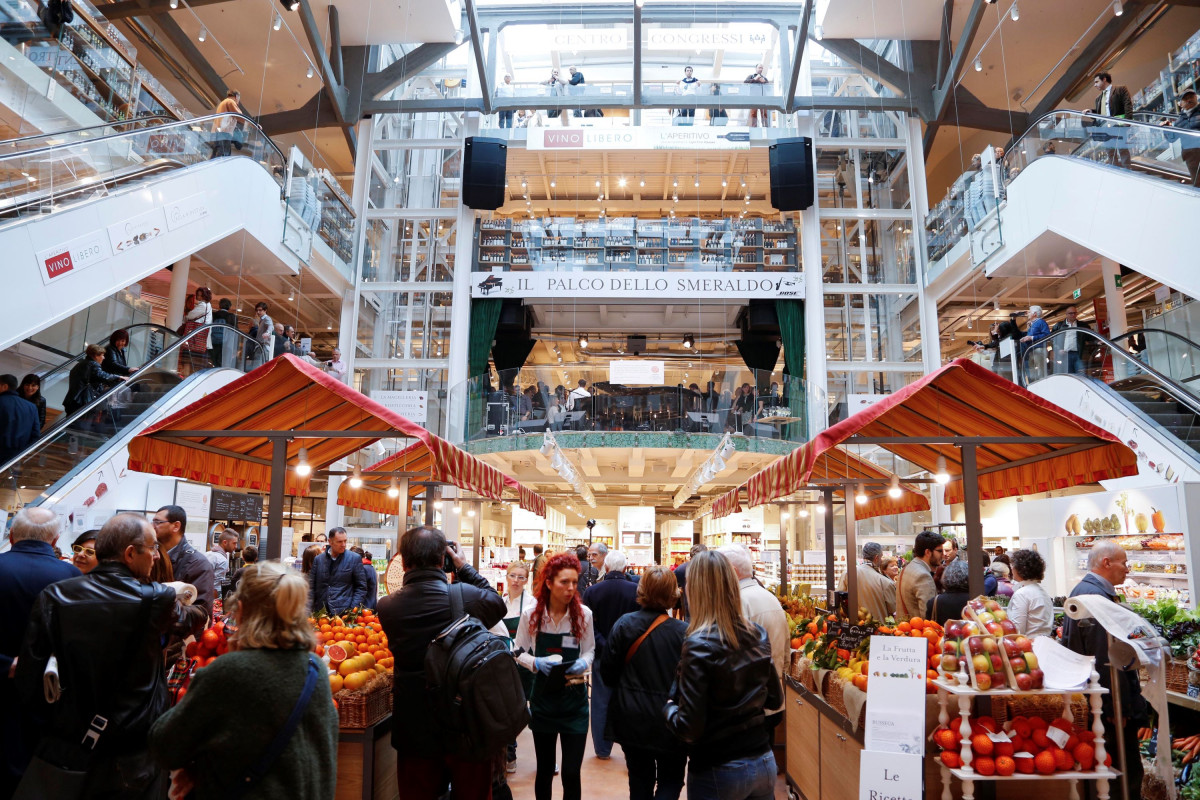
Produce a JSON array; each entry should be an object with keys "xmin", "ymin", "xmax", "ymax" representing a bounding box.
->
[{"xmin": 336, "ymin": 714, "xmax": 398, "ymax": 800}]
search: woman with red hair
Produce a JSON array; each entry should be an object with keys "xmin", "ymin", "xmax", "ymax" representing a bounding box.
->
[{"xmin": 513, "ymin": 552, "xmax": 595, "ymax": 800}]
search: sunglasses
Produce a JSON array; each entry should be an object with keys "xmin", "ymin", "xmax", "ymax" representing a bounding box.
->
[{"xmin": 72, "ymin": 545, "xmax": 95, "ymax": 557}]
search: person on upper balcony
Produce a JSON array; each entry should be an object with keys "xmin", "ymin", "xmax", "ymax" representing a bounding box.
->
[
  {"xmin": 1165, "ymin": 90, "xmax": 1200, "ymax": 186},
  {"xmin": 211, "ymin": 89, "xmax": 243, "ymax": 158},
  {"xmin": 677, "ymin": 66, "xmax": 699, "ymax": 119},
  {"xmin": 744, "ymin": 64, "xmax": 770, "ymax": 127}
]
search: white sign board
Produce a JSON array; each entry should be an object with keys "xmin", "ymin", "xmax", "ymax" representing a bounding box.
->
[
  {"xmin": 472, "ymin": 271, "xmax": 802, "ymax": 300},
  {"xmin": 173, "ymin": 480, "xmax": 213, "ymax": 553},
  {"xmin": 847, "ymin": 393, "xmax": 884, "ymax": 414},
  {"xmin": 863, "ymin": 636, "xmax": 928, "ymax": 755},
  {"xmin": 609, "ymin": 360, "xmax": 665, "ymax": 385},
  {"xmin": 802, "ymin": 549, "xmax": 827, "ymax": 565},
  {"xmin": 36, "ymin": 231, "xmax": 112, "ymax": 286},
  {"xmin": 107, "ymin": 207, "xmax": 167, "ymax": 255},
  {"xmin": 527, "ymin": 126, "xmax": 751, "ymax": 151},
  {"xmin": 372, "ymin": 390, "xmax": 429, "ymax": 424},
  {"xmin": 618, "ymin": 506, "xmax": 656, "ymax": 533},
  {"xmin": 858, "ymin": 752, "xmax": 924, "ymax": 800},
  {"xmin": 164, "ymin": 192, "xmax": 211, "ymax": 232},
  {"xmin": 645, "ymin": 27, "xmax": 772, "ymax": 50}
]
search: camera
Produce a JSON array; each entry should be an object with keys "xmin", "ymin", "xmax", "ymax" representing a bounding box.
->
[
  {"xmin": 444, "ymin": 540, "xmax": 457, "ymax": 572},
  {"xmin": 586, "ymin": 519, "xmax": 596, "ymax": 530},
  {"xmin": 967, "ymin": 340, "xmax": 984, "ymax": 347}
]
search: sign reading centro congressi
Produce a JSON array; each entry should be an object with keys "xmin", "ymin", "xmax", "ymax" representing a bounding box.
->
[
  {"xmin": 472, "ymin": 271, "xmax": 803, "ymax": 300},
  {"xmin": 527, "ymin": 127, "xmax": 750, "ymax": 151}
]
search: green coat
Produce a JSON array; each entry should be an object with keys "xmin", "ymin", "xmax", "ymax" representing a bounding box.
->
[{"xmin": 149, "ymin": 648, "xmax": 338, "ymax": 800}]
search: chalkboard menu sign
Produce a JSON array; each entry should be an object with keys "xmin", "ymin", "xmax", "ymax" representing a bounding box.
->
[
  {"xmin": 828, "ymin": 621, "xmax": 874, "ymax": 653},
  {"xmin": 211, "ymin": 489, "xmax": 263, "ymax": 522}
]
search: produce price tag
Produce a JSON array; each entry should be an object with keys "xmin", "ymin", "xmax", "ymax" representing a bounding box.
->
[
  {"xmin": 1045, "ymin": 726, "xmax": 1070, "ymax": 749},
  {"xmin": 986, "ymin": 731, "xmax": 1012, "ymax": 743},
  {"xmin": 858, "ymin": 751, "xmax": 923, "ymax": 800},
  {"xmin": 838, "ymin": 624, "xmax": 874, "ymax": 653},
  {"xmin": 864, "ymin": 636, "xmax": 928, "ymax": 755}
]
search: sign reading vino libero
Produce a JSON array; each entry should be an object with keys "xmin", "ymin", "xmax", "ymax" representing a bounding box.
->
[
  {"xmin": 471, "ymin": 271, "xmax": 804, "ymax": 300},
  {"xmin": 527, "ymin": 127, "xmax": 751, "ymax": 151},
  {"xmin": 36, "ymin": 231, "xmax": 111, "ymax": 286}
]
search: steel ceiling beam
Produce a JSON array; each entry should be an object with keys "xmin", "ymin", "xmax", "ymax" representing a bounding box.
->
[
  {"xmin": 935, "ymin": 0, "xmax": 954, "ymax": 87},
  {"xmin": 784, "ymin": 0, "xmax": 813, "ymax": 113},
  {"xmin": 295, "ymin": 0, "xmax": 354, "ymax": 152},
  {"xmin": 931, "ymin": 0, "xmax": 986, "ymax": 120},
  {"xmin": 100, "ymin": 0, "xmax": 235, "ymax": 18},
  {"xmin": 462, "ymin": 0, "xmax": 492, "ymax": 115},
  {"xmin": 813, "ymin": 38, "xmax": 911, "ymax": 99},
  {"xmin": 365, "ymin": 43, "xmax": 461, "ymax": 100}
]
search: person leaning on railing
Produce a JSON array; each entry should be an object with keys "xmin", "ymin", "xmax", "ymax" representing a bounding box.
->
[{"xmin": 1164, "ymin": 90, "xmax": 1200, "ymax": 186}]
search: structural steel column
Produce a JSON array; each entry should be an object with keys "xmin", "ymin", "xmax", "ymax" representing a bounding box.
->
[
  {"xmin": 166, "ymin": 256, "xmax": 191, "ymax": 330},
  {"xmin": 960, "ymin": 444, "xmax": 985, "ymax": 599}
]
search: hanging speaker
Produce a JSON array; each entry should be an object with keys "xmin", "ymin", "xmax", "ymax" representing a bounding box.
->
[
  {"xmin": 462, "ymin": 137, "xmax": 507, "ymax": 210},
  {"xmin": 769, "ymin": 136, "xmax": 815, "ymax": 212}
]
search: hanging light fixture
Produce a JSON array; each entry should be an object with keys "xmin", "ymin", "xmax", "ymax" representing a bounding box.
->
[
  {"xmin": 287, "ymin": 0, "xmax": 300, "ymax": 10},
  {"xmin": 349, "ymin": 466, "xmax": 363, "ymax": 489},
  {"xmin": 682, "ymin": 333, "xmax": 694, "ymax": 349},
  {"xmin": 799, "ymin": 504, "xmax": 810, "ymax": 518},
  {"xmin": 578, "ymin": 333, "xmax": 589, "ymax": 349},
  {"xmin": 814, "ymin": 24, "xmax": 823, "ymax": 40},
  {"xmin": 1009, "ymin": 3, "xmax": 1019, "ymax": 20},
  {"xmin": 451, "ymin": 505, "xmax": 461, "ymax": 514},
  {"xmin": 934, "ymin": 455, "xmax": 950, "ymax": 485},
  {"xmin": 855, "ymin": 484, "xmax": 868, "ymax": 505},
  {"xmin": 781, "ymin": 511, "xmax": 790, "ymax": 521},
  {"xmin": 273, "ymin": 12, "xmax": 282, "ymax": 29},
  {"xmin": 1113, "ymin": 0, "xmax": 1123, "ymax": 15},
  {"xmin": 387, "ymin": 478, "xmax": 400, "ymax": 498},
  {"xmin": 169, "ymin": 0, "xmax": 178, "ymax": 7},
  {"xmin": 816, "ymin": 503, "xmax": 827, "ymax": 514},
  {"xmin": 307, "ymin": 64, "xmax": 314, "ymax": 79},
  {"xmin": 433, "ymin": 500, "xmax": 443, "ymax": 510},
  {"xmin": 294, "ymin": 446, "xmax": 311, "ymax": 476},
  {"xmin": 197, "ymin": 26, "xmax": 207, "ymax": 42},
  {"xmin": 467, "ymin": 508, "xmax": 476, "ymax": 518},
  {"xmin": 888, "ymin": 474, "xmax": 902, "ymax": 499},
  {"xmin": 973, "ymin": 57, "xmax": 982, "ymax": 72}
]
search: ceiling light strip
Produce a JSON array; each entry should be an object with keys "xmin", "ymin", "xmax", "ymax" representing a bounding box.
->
[{"xmin": 673, "ymin": 433, "xmax": 735, "ymax": 509}]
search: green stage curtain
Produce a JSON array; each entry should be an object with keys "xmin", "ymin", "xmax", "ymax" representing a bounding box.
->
[
  {"xmin": 775, "ymin": 299, "xmax": 806, "ymax": 440},
  {"xmin": 467, "ymin": 299, "xmax": 502, "ymax": 438}
]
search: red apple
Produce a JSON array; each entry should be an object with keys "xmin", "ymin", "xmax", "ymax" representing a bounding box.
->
[
  {"xmin": 946, "ymin": 620, "xmax": 964, "ymax": 638},
  {"xmin": 968, "ymin": 636, "xmax": 985, "ymax": 655},
  {"xmin": 1002, "ymin": 639, "xmax": 1021, "ymax": 658},
  {"xmin": 1015, "ymin": 672, "xmax": 1034, "ymax": 690},
  {"xmin": 1000, "ymin": 620, "xmax": 1018, "ymax": 634},
  {"xmin": 1010, "ymin": 657, "xmax": 1028, "ymax": 674},
  {"xmin": 942, "ymin": 654, "xmax": 959, "ymax": 672},
  {"xmin": 1015, "ymin": 636, "xmax": 1033, "ymax": 653},
  {"xmin": 976, "ymin": 673, "xmax": 993, "ymax": 691},
  {"xmin": 982, "ymin": 637, "xmax": 1000, "ymax": 654},
  {"xmin": 944, "ymin": 640, "xmax": 960, "ymax": 655},
  {"xmin": 977, "ymin": 611, "xmax": 995, "ymax": 625},
  {"xmin": 1029, "ymin": 669, "xmax": 1044, "ymax": 689},
  {"xmin": 986, "ymin": 622, "xmax": 1004, "ymax": 635},
  {"xmin": 970, "ymin": 599, "xmax": 985, "ymax": 610}
]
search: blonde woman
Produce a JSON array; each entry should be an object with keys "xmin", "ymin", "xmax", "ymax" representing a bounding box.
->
[
  {"xmin": 663, "ymin": 550, "xmax": 780, "ymax": 800},
  {"xmin": 150, "ymin": 562, "xmax": 338, "ymax": 799}
]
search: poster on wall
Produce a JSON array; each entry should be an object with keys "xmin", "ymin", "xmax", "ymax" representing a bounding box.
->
[
  {"xmin": 173, "ymin": 481, "xmax": 212, "ymax": 553},
  {"xmin": 609, "ymin": 360, "xmax": 664, "ymax": 385},
  {"xmin": 372, "ymin": 390, "xmax": 429, "ymax": 424}
]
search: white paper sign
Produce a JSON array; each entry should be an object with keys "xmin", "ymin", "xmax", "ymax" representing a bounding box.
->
[
  {"xmin": 864, "ymin": 636, "xmax": 928, "ymax": 755},
  {"xmin": 173, "ymin": 480, "xmax": 213, "ymax": 553},
  {"xmin": 1032, "ymin": 633, "xmax": 1095, "ymax": 689},
  {"xmin": 609, "ymin": 360, "xmax": 665, "ymax": 385},
  {"xmin": 858, "ymin": 751, "xmax": 923, "ymax": 800},
  {"xmin": 372, "ymin": 390, "xmax": 429, "ymax": 424}
]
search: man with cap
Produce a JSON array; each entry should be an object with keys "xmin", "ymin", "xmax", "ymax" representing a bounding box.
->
[{"xmin": 838, "ymin": 542, "xmax": 898, "ymax": 623}]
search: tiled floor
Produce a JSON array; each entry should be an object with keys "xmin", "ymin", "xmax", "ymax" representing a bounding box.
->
[{"xmin": 504, "ymin": 728, "xmax": 789, "ymax": 798}]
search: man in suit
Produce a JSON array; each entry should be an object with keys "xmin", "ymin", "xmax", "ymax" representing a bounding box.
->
[
  {"xmin": 1086, "ymin": 72, "xmax": 1133, "ymax": 166},
  {"xmin": 1167, "ymin": 90, "xmax": 1200, "ymax": 185},
  {"xmin": 1050, "ymin": 305, "xmax": 1093, "ymax": 374},
  {"xmin": 1062, "ymin": 540, "xmax": 1145, "ymax": 800}
]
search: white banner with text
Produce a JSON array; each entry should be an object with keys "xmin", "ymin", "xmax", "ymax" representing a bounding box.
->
[{"xmin": 471, "ymin": 270, "xmax": 803, "ymax": 300}]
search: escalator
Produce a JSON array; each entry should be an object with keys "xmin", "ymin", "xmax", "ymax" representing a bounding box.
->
[
  {"xmin": 0, "ymin": 322, "xmax": 267, "ymax": 509},
  {"xmin": 0, "ymin": 111, "xmax": 313, "ymax": 353},
  {"xmin": 925, "ymin": 110, "xmax": 1200, "ymax": 299},
  {"xmin": 1020, "ymin": 327, "xmax": 1200, "ymax": 484}
]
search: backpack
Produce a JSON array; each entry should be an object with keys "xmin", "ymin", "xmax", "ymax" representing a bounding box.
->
[{"xmin": 424, "ymin": 583, "xmax": 529, "ymax": 759}]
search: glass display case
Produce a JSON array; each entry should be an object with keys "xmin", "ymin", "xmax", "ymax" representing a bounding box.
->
[{"xmin": 317, "ymin": 170, "xmax": 355, "ymax": 265}]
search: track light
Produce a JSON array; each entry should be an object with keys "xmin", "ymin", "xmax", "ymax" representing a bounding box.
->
[
  {"xmin": 639, "ymin": 178, "xmax": 645, "ymax": 187},
  {"xmin": 273, "ymin": 12, "xmax": 281, "ymax": 29},
  {"xmin": 349, "ymin": 466, "xmax": 363, "ymax": 489},
  {"xmin": 307, "ymin": 65, "xmax": 314, "ymax": 79},
  {"xmin": 1009, "ymin": 3, "xmax": 1019, "ymax": 20},
  {"xmin": 550, "ymin": 180, "xmax": 556, "ymax": 188},
  {"xmin": 888, "ymin": 475, "xmax": 902, "ymax": 499},
  {"xmin": 721, "ymin": 179, "xmax": 727, "ymax": 187},
  {"xmin": 197, "ymin": 26, "xmax": 206, "ymax": 42},
  {"xmin": 387, "ymin": 478, "xmax": 400, "ymax": 498},
  {"xmin": 578, "ymin": 333, "xmax": 589, "ymax": 349},
  {"xmin": 1112, "ymin": 0, "xmax": 1123, "ymax": 14},
  {"xmin": 682, "ymin": 333, "xmax": 694, "ymax": 349},
  {"xmin": 855, "ymin": 484, "xmax": 868, "ymax": 505},
  {"xmin": 973, "ymin": 57, "xmax": 982, "ymax": 72},
  {"xmin": 288, "ymin": 0, "xmax": 300, "ymax": 9},
  {"xmin": 934, "ymin": 455, "xmax": 950, "ymax": 485},
  {"xmin": 169, "ymin": 0, "xmax": 177, "ymax": 7},
  {"xmin": 294, "ymin": 447, "xmax": 311, "ymax": 476},
  {"xmin": 694, "ymin": 178, "xmax": 700, "ymax": 187},
  {"xmin": 595, "ymin": 180, "xmax": 601, "ymax": 188},
  {"xmin": 672, "ymin": 179, "xmax": 678, "ymax": 188}
]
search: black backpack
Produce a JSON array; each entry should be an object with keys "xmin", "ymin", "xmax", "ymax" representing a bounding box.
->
[{"xmin": 424, "ymin": 583, "xmax": 530, "ymax": 759}]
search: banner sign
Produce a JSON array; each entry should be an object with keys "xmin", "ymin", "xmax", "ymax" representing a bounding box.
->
[
  {"xmin": 107, "ymin": 207, "xmax": 166, "ymax": 255},
  {"xmin": 472, "ymin": 271, "xmax": 803, "ymax": 300},
  {"xmin": 36, "ymin": 231, "xmax": 111, "ymax": 286},
  {"xmin": 645, "ymin": 28, "xmax": 771, "ymax": 50},
  {"xmin": 527, "ymin": 126, "xmax": 751, "ymax": 151},
  {"xmin": 609, "ymin": 360, "xmax": 665, "ymax": 385},
  {"xmin": 372, "ymin": 390, "xmax": 429, "ymax": 424},
  {"xmin": 863, "ymin": 635, "xmax": 928, "ymax": 755}
]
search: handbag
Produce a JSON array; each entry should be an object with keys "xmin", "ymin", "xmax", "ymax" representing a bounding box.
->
[{"xmin": 624, "ymin": 614, "xmax": 670, "ymax": 664}]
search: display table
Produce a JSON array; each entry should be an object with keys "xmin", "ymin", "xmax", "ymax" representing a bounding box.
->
[{"xmin": 336, "ymin": 715, "xmax": 398, "ymax": 800}]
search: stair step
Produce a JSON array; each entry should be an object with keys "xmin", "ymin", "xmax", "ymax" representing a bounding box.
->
[{"xmin": 1148, "ymin": 413, "xmax": 1197, "ymax": 427}]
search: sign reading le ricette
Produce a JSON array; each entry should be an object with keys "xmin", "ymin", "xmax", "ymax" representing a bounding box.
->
[{"xmin": 472, "ymin": 271, "xmax": 804, "ymax": 300}]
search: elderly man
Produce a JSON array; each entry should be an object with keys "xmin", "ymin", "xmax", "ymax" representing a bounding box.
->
[
  {"xmin": 582, "ymin": 550, "xmax": 639, "ymax": 760},
  {"xmin": 897, "ymin": 530, "xmax": 945, "ymax": 621},
  {"xmin": 1063, "ymin": 540, "xmax": 1145, "ymax": 799},
  {"xmin": 717, "ymin": 545, "xmax": 787, "ymax": 718},
  {"xmin": 587, "ymin": 541, "xmax": 609, "ymax": 577},
  {"xmin": 836, "ymin": 542, "xmax": 897, "ymax": 623},
  {"xmin": 0, "ymin": 509, "xmax": 80, "ymax": 797}
]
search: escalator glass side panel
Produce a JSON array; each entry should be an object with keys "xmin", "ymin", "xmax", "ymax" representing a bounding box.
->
[{"xmin": 0, "ymin": 115, "xmax": 176, "ymax": 155}]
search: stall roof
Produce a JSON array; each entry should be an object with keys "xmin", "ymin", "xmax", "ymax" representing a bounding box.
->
[
  {"xmin": 127, "ymin": 355, "xmax": 545, "ymax": 513},
  {"xmin": 717, "ymin": 358, "xmax": 1137, "ymax": 516},
  {"xmin": 711, "ymin": 443, "xmax": 930, "ymax": 520},
  {"xmin": 337, "ymin": 439, "xmax": 547, "ymax": 517}
]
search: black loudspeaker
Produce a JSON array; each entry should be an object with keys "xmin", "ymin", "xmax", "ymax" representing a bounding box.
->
[
  {"xmin": 768, "ymin": 136, "xmax": 815, "ymax": 212},
  {"xmin": 462, "ymin": 137, "xmax": 507, "ymax": 210}
]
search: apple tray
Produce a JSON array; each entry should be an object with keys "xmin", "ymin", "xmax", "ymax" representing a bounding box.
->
[{"xmin": 934, "ymin": 681, "xmax": 1108, "ymax": 697}]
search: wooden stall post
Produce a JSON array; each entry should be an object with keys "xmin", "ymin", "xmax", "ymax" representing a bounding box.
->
[
  {"xmin": 266, "ymin": 436, "xmax": 287, "ymax": 561},
  {"xmin": 845, "ymin": 482, "xmax": 858, "ymax": 620},
  {"xmin": 960, "ymin": 443, "xmax": 985, "ymax": 599},
  {"xmin": 823, "ymin": 486, "xmax": 836, "ymax": 608}
]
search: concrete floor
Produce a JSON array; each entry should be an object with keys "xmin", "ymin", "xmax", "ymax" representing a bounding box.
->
[{"xmin": 504, "ymin": 727, "xmax": 789, "ymax": 798}]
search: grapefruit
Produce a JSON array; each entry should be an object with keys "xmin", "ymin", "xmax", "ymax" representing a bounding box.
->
[
  {"xmin": 329, "ymin": 674, "xmax": 343, "ymax": 693},
  {"xmin": 343, "ymin": 670, "xmax": 370, "ymax": 691},
  {"xmin": 327, "ymin": 643, "xmax": 350, "ymax": 664}
]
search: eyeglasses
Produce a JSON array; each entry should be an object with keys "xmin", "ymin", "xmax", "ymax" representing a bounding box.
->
[
  {"xmin": 72, "ymin": 545, "xmax": 95, "ymax": 557},
  {"xmin": 151, "ymin": 518, "xmax": 170, "ymax": 526},
  {"xmin": 138, "ymin": 543, "xmax": 161, "ymax": 553}
]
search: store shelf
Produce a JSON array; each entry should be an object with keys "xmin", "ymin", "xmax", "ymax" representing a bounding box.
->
[
  {"xmin": 1168, "ymin": 690, "xmax": 1200, "ymax": 711},
  {"xmin": 935, "ymin": 680, "xmax": 1107, "ymax": 697},
  {"xmin": 943, "ymin": 766, "xmax": 1120, "ymax": 781}
]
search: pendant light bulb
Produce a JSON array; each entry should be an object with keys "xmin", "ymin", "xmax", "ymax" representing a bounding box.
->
[
  {"xmin": 578, "ymin": 333, "xmax": 588, "ymax": 349},
  {"xmin": 467, "ymin": 508, "xmax": 476, "ymax": 518},
  {"xmin": 451, "ymin": 504, "xmax": 461, "ymax": 514},
  {"xmin": 816, "ymin": 503, "xmax": 826, "ymax": 514},
  {"xmin": 1009, "ymin": 3, "xmax": 1019, "ymax": 20},
  {"xmin": 294, "ymin": 446, "xmax": 311, "ymax": 477},
  {"xmin": 349, "ymin": 466, "xmax": 363, "ymax": 489},
  {"xmin": 888, "ymin": 474, "xmax": 902, "ymax": 499},
  {"xmin": 799, "ymin": 505, "xmax": 810, "ymax": 518},
  {"xmin": 307, "ymin": 64, "xmax": 314, "ymax": 79},
  {"xmin": 973, "ymin": 57, "xmax": 982, "ymax": 72},
  {"xmin": 934, "ymin": 455, "xmax": 950, "ymax": 485},
  {"xmin": 273, "ymin": 12, "xmax": 281, "ymax": 29},
  {"xmin": 433, "ymin": 500, "xmax": 443, "ymax": 510},
  {"xmin": 169, "ymin": 0, "xmax": 177, "ymax": 7},
  {"xmin": 387, "ymin": 478, "xmax": 400, "ymax": 498},
  {"xmin": 197, "ymin": 26, "xmax": 207, "ymax": 42},
  {"xmin": 1113, "ymin": 0, "xmax": 1123, "ymax": 15},
  {"xmin": 855, "ymin": 484, "xmax": 868, "ymax": 505}
]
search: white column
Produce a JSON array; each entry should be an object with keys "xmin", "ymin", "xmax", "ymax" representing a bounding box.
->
[
  {"xmin": 1100, "ymin": 258, "xmax": 1128, "ymax": 337},
  {"xmin": 446, "ymin": 115, "xmax": 481, "ymax": 443},
  {"xmin": 165, "ymin": 256, "xmax": 191, "ymax": 330},
  {"xmin": 908, "ymin": 117, "xmax": 943, "ymax": 374},
  {"xmin": 324, "ymin": 474, "xmax": 344, "ymax": 531}
]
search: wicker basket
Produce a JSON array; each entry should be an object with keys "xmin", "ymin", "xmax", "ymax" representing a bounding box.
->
[
  {"xmin": 1167, "ymin": 659, "xmax": 1189, "ymax": 694},
  {"xmin": 991, "ymin": 693, "xmax": 1091, "ymax": 729},
  {"xmin": 336, "ymin": 673, "xmax": 393, "ymax": 729}
]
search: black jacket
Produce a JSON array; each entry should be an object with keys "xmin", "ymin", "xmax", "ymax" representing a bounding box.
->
[
  {"xmin": 167, "ymin": 538, "xmax": 214, "ymax": 634},
  {"xmin": 577, "ymin": 563, "xmax": 600, "ymax": 593},
  {"xmin": 1172, "ymin": 106, "xmax": 1200, "ymax": 151},
  {"xmin": 1062, "ymin": 572, "xmax": 1148, "ymax": 724},
  {"xmin": 16, "ymin": 563, "xmax": 192, "ymax": 756},
  {"xmin": 0, "ymin": 390, "xmax": 39, "ymax": 462},
  {"xmin": 599, "ymin": 609, "xmax": 687, "ymax": 754},
  {"xmin": 64, "ymin": 359, "xmax": 123, "ymax": 414},
  {"xmin": 927, "ymin": 591, "xmax": 970, "ymax": 627},
  {"xmin": 1091, "ymin": 85, "xmax": 1133, "ymax": 118},
  {"xmin": 309, "ymin": 549, "xmax": 366, "ymax": 615},
  {"xmin": 582, "ymin": 571, "xmax": 640, "ymax": 655},
  {"xmin": 102, "ymin": 345, "xmax": 136, "ymax": 377},
  {"xmin": 663, "ymin": 623, "xmax": 781, "ymax": 766},
  {"xmin": 377, "ymin": 566, "xmax": 506, "ymax": 756}
]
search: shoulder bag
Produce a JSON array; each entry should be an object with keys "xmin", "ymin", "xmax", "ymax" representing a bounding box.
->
[{"xmin": 624, "ymin": 614, "xmax": 670, "ymax": 664}]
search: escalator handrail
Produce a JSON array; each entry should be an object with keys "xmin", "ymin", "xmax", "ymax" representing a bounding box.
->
[
  {"xmin": 1110, "ymin": 326, "xmax": 1200, "ymax": 384},
  {"xmin": 0, "ymin": 323, "xmax": 265, "ymax": 477},
  {"xmin": 0, "ymin": 112, "xmax": 288, "ymax": 169},
  {"xmin": 0, "ymin": 115, "xmax": 178, "ymax": 151},
  {"xmin": 35, "ymin": 322, "xmax": 183, "ymax": 387},
  {"xmin": 1023, "ymin": 108, "xmax": 1200, "ymax": 146},
  {"xmin": 1018, "ymin": 326, "xmax": 1200, "ymax": 420}
]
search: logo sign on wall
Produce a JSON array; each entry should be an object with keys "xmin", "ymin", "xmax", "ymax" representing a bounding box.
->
[
  {"xmin": 164, "ymin": 192, "xmax": 211, "ymax": 232},
  {"xmin": 609, "ymin": 360, "xmax": 665, "ymax": 385},
  {"xmin": 108, "ymin": 207, "xmax": 166, "ymax": 254},
  {"xmin": 372, "ymin": 390, "xmax": 429, "ymax": 424},
  {"xmin": 645, "ymin": 28, "xmax": 770, "ymax": 50},
  {"xmin": 36, "ymin": 231, "xmax": 111, "ymax": 286},
  {"xmin": 527, "ymin": 127, "xmax": 751, "ymax": 151},
  {"xmin": 472, "ymin": 271, "xmax": 803, "ymax": 300}
]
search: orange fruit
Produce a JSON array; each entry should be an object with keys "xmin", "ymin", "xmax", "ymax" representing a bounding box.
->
[
  {"xmin": 974, "ymin": 756, "xmax": 995, "ymax": 776},
  {"xmin": 1034, "ymin": 751, "xmax": 1057, "ymax": 775},
  {"xmin": 976, "ymin": 716, "xmax": 998, "ymax": 733},
  {"xmin": 1030, "ymin": 717, "xmax": 1050, "ymax": 731},
  {"xmin": 329, "ymin": 674, "xmax": 343, "ymax": 693},
  {"xmin": 994, "ymin": 741, "xmax": 1014, "ymax": 758},
  {"xmin": 314, "ymin": 645, "xmax": 324, "ymax": 657},
  {"xmin": 910, "ymin": 617, "xmax": 925, "ymax": 631},
  {"xmin": 1073, "ymin": 742, "xmax": 1096, "ymax": 771},
  {"xmin": 1031, "ymin": 730, "xmax": 1051, "ymax": 750},
  {"xmin": 995, "ymin": 756, "xmax": 1016, "ymax": 777},
  {"xmin": 320, "ymin": 624, "xmax": 332, "ymax": 632},
  {"xmin": 852, "ymin": 674, "xmax": 868, "ymax": 691},
  {"xmin": 1011, "ymin": 718, "xmax": 1032, "ymax": 739},
  {"xmin": 933, "ymin": 728, "xmax": 958, "ymax": 751},
  {"xmin": 971, "ymin": 734, "xmax": 994, "ymax": 757},
  {"xmin": 939, "ymin": 751, "xmax": 962, "ymax": 769},
  {"xmin": 897, "ymin": 622, "xmax": 911, "ymax": 633},
  {"xmin": 343, "ymin": 670, "xmax": 370, "ymax": 691},
  {"xmin": 201, "ymin": 628, "xmax": 221, "ymax": 649},
  {"xmin": 1052, "ymin": 747, "xmax": 1074, "ymax": 772}
]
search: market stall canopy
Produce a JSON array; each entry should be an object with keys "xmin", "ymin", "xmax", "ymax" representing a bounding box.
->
[
  {"xmin": 710, "ymin": 444, "xmax": 930, "ymax": 520},
  {"xmin": 337, "ymin": 439, "xmax": 547, "ymax": 517},
  {"xmin": 718, "ymin": 358, "xmax": 1137, "ymax": 515},
  {"xmin": 126, "ymin": 355, "xmax": 542, "ymax": 512}
]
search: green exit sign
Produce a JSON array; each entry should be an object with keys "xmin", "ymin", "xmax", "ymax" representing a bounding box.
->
[
  {"xmin": 1072, "ymin": 288, "xmax": 1082, "ymax": 300},
  {"xmin": 1115, "ymin": 275, "xmax": 1123, "ymax": 288}
]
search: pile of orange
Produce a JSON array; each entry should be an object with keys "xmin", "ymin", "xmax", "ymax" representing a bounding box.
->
[
  {"xmin": 308, "ymin": 608, "xmax": 394, "ymax": 694},
  {"xmin": 932, "ymin": 714, "xmax": 1110, "ymax": 776}
]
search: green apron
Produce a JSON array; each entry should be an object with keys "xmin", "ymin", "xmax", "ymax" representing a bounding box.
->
[
  {"xmin": 502, "ymin": 595, "xmax": 534, "ymax": 698},
  {"xmin": 529, "ymin": 629, "xmax": 589, "ymax": 735}
]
